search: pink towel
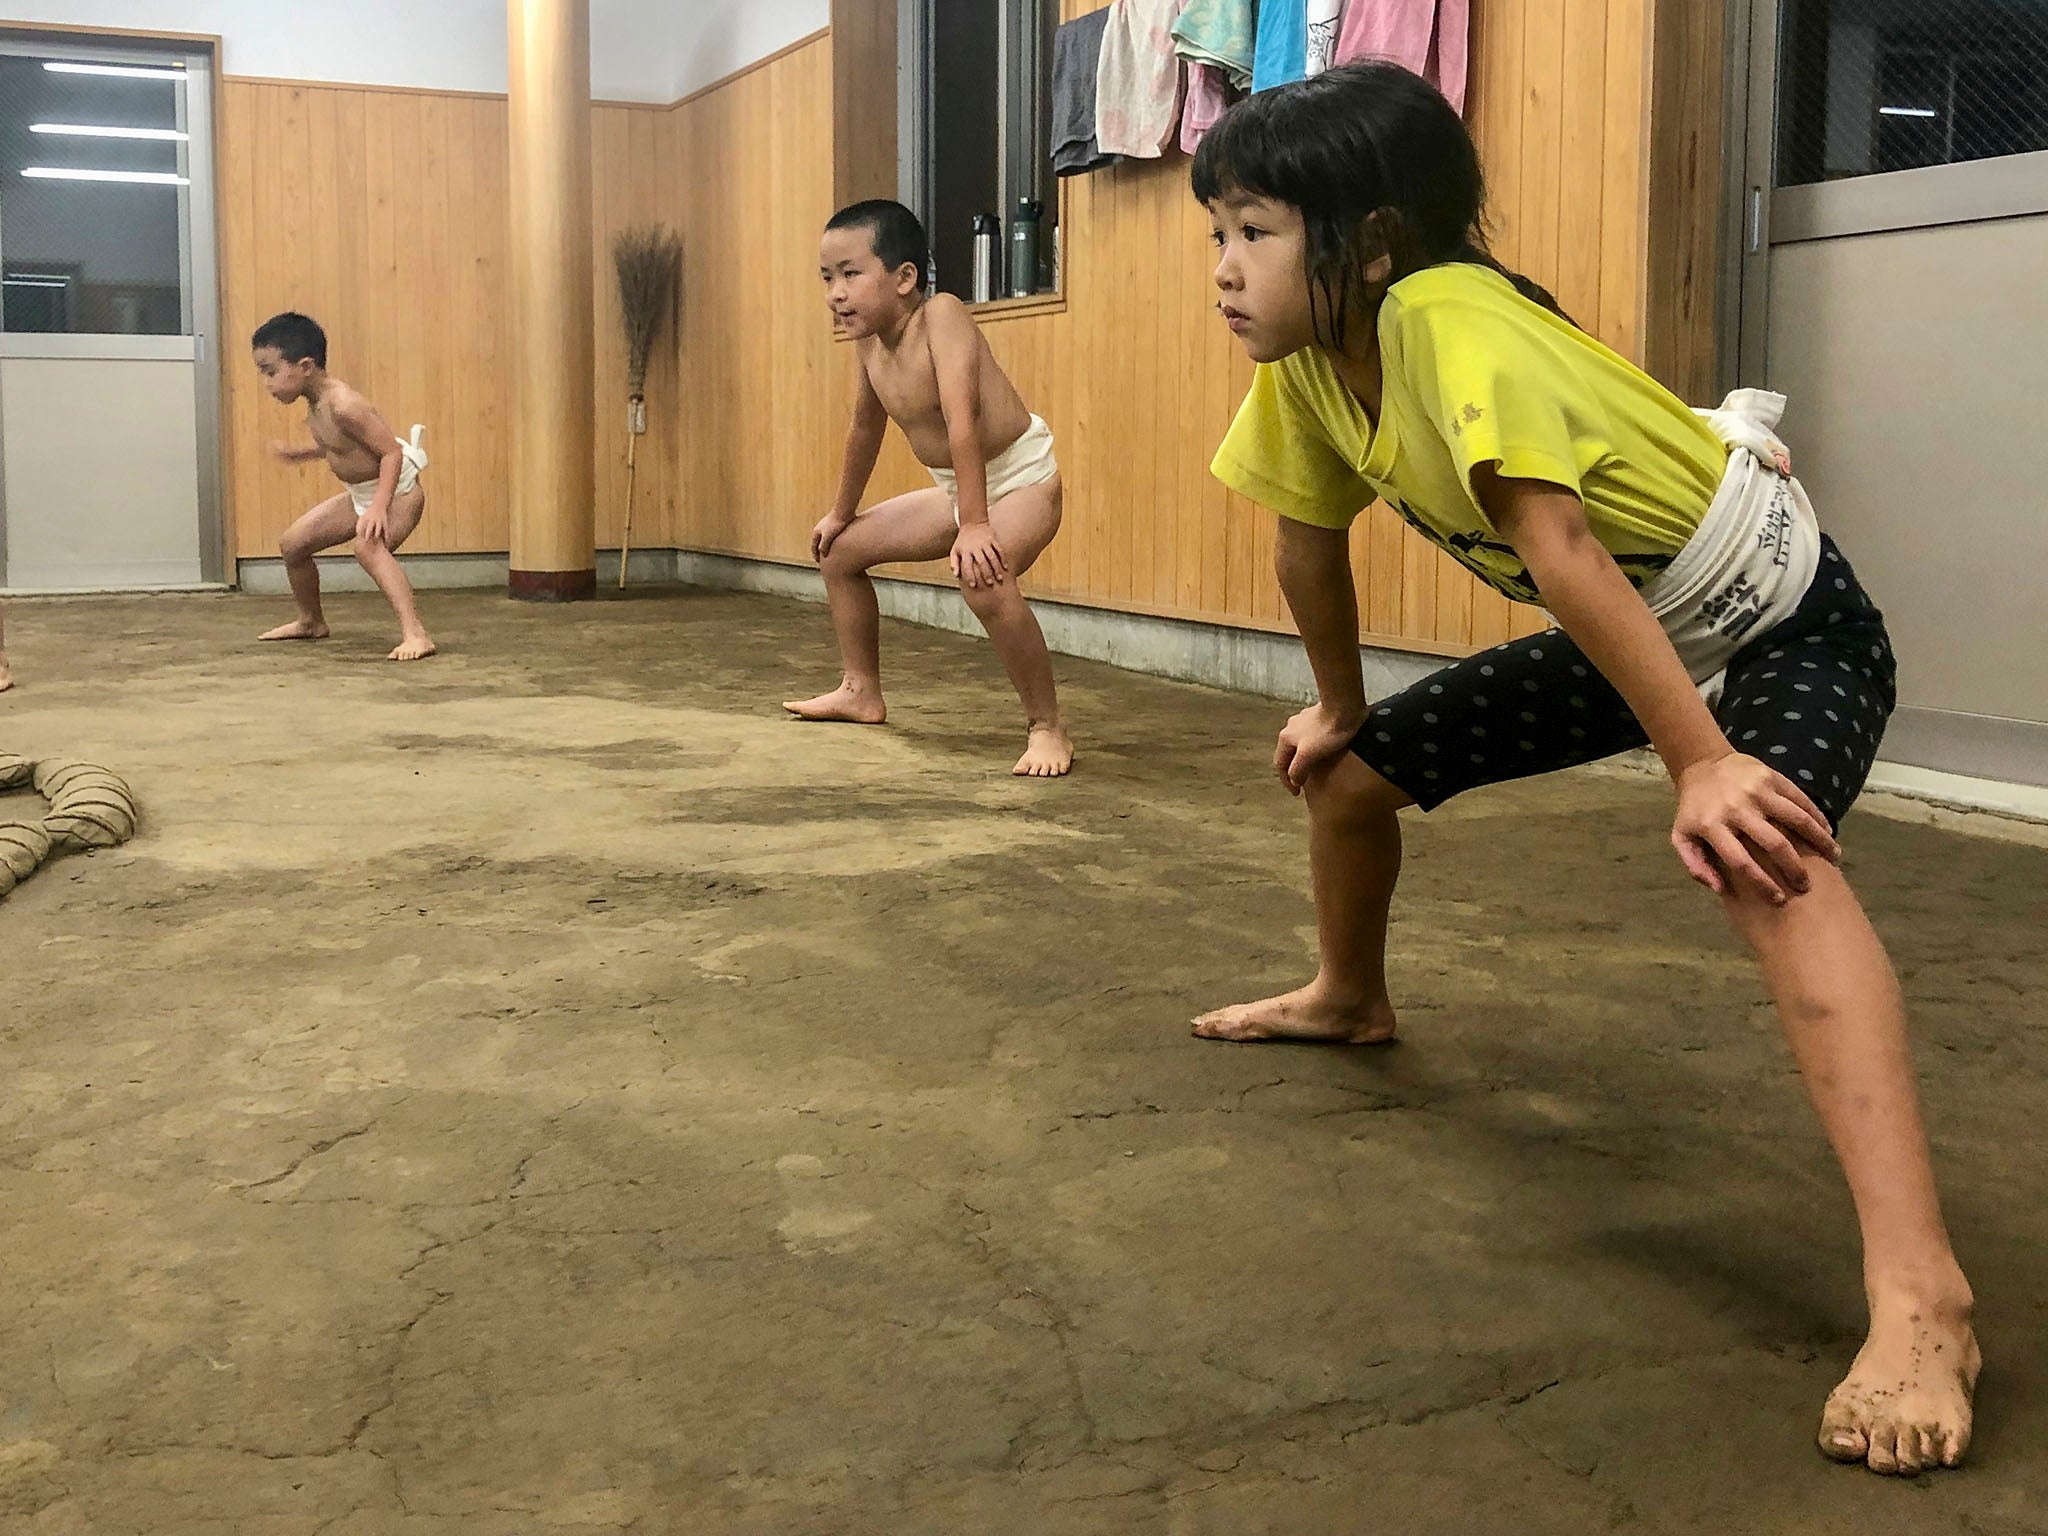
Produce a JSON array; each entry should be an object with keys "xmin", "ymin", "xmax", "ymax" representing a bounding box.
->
[
  {"xmin": 1179, "ymin": 61, "xmax": 1231, "ymax": 153},
  {"xmin": 1333, "ymin": 0, "xmax": 1468, "ymax": 113},
  {"xmin": 1096, "ymin": 0, "xmax": 1188, "ymax": 159}
]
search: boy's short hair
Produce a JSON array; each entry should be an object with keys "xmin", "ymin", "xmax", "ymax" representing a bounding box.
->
[
  {"xmin": 825, "ymin": 199, "xmax": 929, "ymax": 280},
  {"xmin": 252, "ymin": 311, "xmax": 327, "ymax": 368}
]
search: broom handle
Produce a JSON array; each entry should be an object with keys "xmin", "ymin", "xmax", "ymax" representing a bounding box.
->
[{"xmin": 619, "ymin": 425, "xmax": 639, "ymax": 590}]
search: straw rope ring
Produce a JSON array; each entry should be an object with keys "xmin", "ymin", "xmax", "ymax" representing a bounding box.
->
[{"xmin": 0, "ymin": 753, "xmax": 138, "ymax": 898}]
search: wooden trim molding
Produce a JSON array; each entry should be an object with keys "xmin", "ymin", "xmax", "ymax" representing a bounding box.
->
[
  {"xmin": 221, "ymin": 27, "xmax": 832, "ymax": 113},
  {"xmin": 0, "ymin": 19, "xmax": 220, "ymax": 47},
  {"xmin": 222, "ymin": 72, "xmax": 512, "ymax": 102}
]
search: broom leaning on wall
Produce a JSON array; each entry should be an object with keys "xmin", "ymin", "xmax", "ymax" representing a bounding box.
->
[{"xmin": 611, "ymin": 226, "xmax": 682, "ymax": 588}]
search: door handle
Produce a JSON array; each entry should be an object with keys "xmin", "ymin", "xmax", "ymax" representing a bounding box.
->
[{"xmin": 1748, "ymin": 187, "xmax": 1764, "ymax": 253}]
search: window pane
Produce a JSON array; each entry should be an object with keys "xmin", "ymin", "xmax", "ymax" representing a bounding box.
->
[
  {"xmin": 1775, "ymin": 0, "xmax": 2048, "ymax": 189},
  {"xmin": 0, "ymin": 51, "xmax": 191, "ymax": 334},
  {"xmin": 930, "ymin": 0, "xmax": 1002, "ymax": 301},
  {"xmin": 920, "ymin": 0, "xmax": 1059, "ymax": 302}
]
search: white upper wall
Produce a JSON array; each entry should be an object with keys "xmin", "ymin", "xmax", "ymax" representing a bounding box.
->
[
  {"xmin": 0, "ymin": 0, "xmax": 828, "ymax": 100},
  {"xmin": 672, "ymin": 0, "xmax": 828, "ymax": 99}
]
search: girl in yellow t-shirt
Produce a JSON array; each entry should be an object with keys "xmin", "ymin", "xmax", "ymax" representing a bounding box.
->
[{"xmin": 1189, "ymin": 61, "xmax": 1975, "ymax": 1476}]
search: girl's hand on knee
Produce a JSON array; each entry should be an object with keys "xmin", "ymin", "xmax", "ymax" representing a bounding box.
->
[
  {"xmin": 951, "ymin": 524, "xmax": 1008, "ymax": 589},
  {"xmin": 1672, "ymin": 751, "xmax": 1840, "ymax": 903},
  {"xmin": 1275, "ymin": 703, "xmax": 1364, "ymax": 795}
]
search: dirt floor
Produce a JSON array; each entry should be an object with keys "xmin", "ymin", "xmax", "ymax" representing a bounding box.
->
[{"xmin": 1, "ymin": 587, "xmax": 2045, "ymax": 1535}]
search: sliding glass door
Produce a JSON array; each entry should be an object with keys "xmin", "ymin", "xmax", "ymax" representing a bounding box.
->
[{"xmin": 0, "ymin": 32, "xmax": 222, "ymax": 590}]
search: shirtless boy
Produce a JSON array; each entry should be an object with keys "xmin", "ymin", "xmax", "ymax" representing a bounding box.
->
[
  {"xmin": 252, "ymin": 312, "xmax": 436, "ymax": 661},
  {"xmin": 784, "ymin": 200, "xmax": 1074, "ymax": 777}
]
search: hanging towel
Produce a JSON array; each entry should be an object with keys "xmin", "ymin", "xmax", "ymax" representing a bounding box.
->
[
  {"xmin": 1252, "ymin": 1, "xmax": 1308, "ymax": 92},
  {"xmin": 1334, "ymin": 0, "xmax": 1469, "ymax": 113},
  {"xmin": 1096, "ymin": 0, "xmax": 1188, "ymax": 160},
  {"xmin": 1052, "ymin": 7, "xmax": 1120, "ymax": 176},
  {"xmin": 1179, "ymin": 61, "xmax": 1233, "ymax": 153},
  {"xmin": 1305, "ymin": 0, "xmax": 1343, "ymax": 75},
  {"xmin": 1431, "ymin": 0, "xmax": 1468, "ymax": 116},
  {"xmin": 1171, "ymin": 0, "xmax": 1257, "ymax": 91}
]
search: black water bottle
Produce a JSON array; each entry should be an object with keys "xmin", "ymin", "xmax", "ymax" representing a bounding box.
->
[{"xmin": 1009, "ymin": 199, "xmax": 1042, "ymax": 298}]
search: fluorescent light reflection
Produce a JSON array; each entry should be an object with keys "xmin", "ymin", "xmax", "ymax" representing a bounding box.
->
[
  {"xmin": 31, "ymin": 123, "xmax": 189, "ymax": 141},
  {"xmin": 22, "ymin": 167, "xmax": 189, "ymax": 185},
  {"xmin": 42, "ymin": 61, "xmax": 186, "ymax": 80}
]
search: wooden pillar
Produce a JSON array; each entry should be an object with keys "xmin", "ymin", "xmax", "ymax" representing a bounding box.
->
[{"xmin": 507, "ymin": 0, "xmax": 596, "ymax": 600}]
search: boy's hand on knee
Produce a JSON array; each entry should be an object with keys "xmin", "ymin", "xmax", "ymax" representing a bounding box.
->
[
  {"xmin": 1275, "ymin": 702, "xmax": 1364, "ymax": 795},
  {"xmin": 812, "ymin": 510, "xmax": 855, "ymax": 563},
  {"xmin": 357, "ymin": 512, "xmax": 387, "ymax": 549},
  {"xmin": 951, "ymin": 524, "xmax": 1008, "ymax": 589}
]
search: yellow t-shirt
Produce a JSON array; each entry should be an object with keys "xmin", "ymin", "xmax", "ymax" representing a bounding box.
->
[{"xmin": 1211, "ymin": 264, "xmax": 1726, "ymax": 603}]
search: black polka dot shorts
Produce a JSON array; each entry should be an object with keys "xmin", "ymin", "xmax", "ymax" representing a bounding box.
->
[{"xmin": 1350, "ymin": 536, "xmax": 1898, "ymax": 831}]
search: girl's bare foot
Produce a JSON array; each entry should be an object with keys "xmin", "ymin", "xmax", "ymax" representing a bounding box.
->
[
  {"xmin": 259, "ymin": 619, "xmax": 330, "ymax": 642},
  {"xmin": 783, "ymin": 683, "xmax": 886, "ymax": 724},
  {"xmin": 388, "ymin": 633, "xmax": 437, "ymax": 662},
  {"xmin": 1192, "ymin": 982, "xmax": 1398, "ymax": 1044},
  {"xmin": 1013, "ymin": 723, "xmax": 1074, "ymax": 777},
  {"xmin": 1819, "ymin": 1286, "xmax": 1979, "ymax": 1474}
]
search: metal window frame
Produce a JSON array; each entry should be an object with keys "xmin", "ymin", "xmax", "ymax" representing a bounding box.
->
[
  {"xmin": 897, "ymin": 0, "xmax": 1058, "ymax": 300},
  {"xmin": 1727, "ymin": 0, "xmax": 2048, "ymax": 385}
]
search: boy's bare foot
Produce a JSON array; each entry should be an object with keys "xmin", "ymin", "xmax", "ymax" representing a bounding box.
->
[
  {"xmin": 1819, "ymin": 1287, "xmax": 1979, "ymax": 1474},
  {"xmin": 0, "ymin": 653, "xmax": 12, "ymax": 693},
  {"xmin": 1013, "ymin": 723, "xmax": 1074, "ymax": 778},
  {"xmin": 259, "ymin": 618, "xmax": 330, "ymax": 642},
  {"xmin": 1193, "ymin": 982, "xmax": 1399, "ymax": 1044},
  {"xmin": 783, "ymin": 683, "xmax": 887, "ymax": 724},
  {"xmin": 388, "ymin": 633, "xmax": 437, "ymax": 662}
]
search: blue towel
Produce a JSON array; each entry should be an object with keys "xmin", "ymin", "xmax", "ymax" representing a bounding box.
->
[{"xmin": 1252, "ymin": 0, "xmax": 1308, "ymax": 93}]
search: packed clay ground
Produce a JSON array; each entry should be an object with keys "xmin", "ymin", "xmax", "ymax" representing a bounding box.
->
[{"xmin": 2, "ymin": 588, "xmax": 2044, "ymax": 1535}]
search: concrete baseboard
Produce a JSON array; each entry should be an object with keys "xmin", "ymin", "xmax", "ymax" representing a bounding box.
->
[
  {"xmin": 236, "ymin": 553, "xmax": 511, "ymax": 594},
  {"xmin": 669, "ymin": 550, "xmax": 1443, "ymax": 705},
  {"xmin": 237, "ymin": 547, "xmax": 685, "ymax": 594}
]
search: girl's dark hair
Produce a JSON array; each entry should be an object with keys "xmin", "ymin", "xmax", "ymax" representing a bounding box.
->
[
  {"xmin": 1191, "ymin": 62, "xmax": 1569, "ymax": 349},
  {"xmin": 826, "ymin": 198, "xmax": 930, "ymax": 280}
]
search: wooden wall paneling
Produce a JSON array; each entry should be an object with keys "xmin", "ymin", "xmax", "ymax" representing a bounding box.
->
[
  {"xmin": 473, "ymin": 95, "xmax": 515, "ymax": 554},
  {"xmin": 589, "ymin": 103, "xmax": 679, "ymax": 556},
  {"xmin": 1598, "ymin": 0, "xmax": 1649, "ymax": 360},
  {"xmin": 1172, "ymin": 189, "xmax": 1206, "ymax": 616},
  {"xmin": 1642, "ymin": 0, "xmax": 1727, "ymax": 405},
  {"xmin": 1557, "ymin": 0, "xmax": 1609, "ymax": 326},
  {"xmin": 1520, "ymin": 0, "xmax": 1567, "ymax": 300},
  {"xmin": 440, "ymin": 97, "xmax": 484, "ymax": 553},
  {"xmin": 1119, "ymin": 163, "xmax": 1151, "ymax": 610},
  {"xmin": 416, "ymin": 93, "xmax": 455, "ymax": 553},
  {"xmin": 589, "ymin": 105, "xmax": 622, "ymax": 551},
  {"xmin": 222, "ymin": 80, "xmax": 526, "ymax": 559},
  {"xmin": 830, "ymin": 0, "xmax": 896, "ymax": 207}
]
